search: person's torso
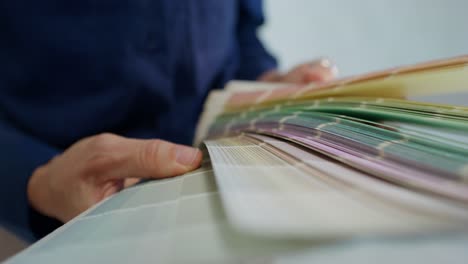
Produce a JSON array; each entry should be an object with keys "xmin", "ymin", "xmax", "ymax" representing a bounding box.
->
[{"xmin": 0, "ymin": 0, "xmax": 241, "ymax": 147}]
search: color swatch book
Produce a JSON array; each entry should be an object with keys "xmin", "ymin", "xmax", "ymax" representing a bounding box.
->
[
  {"xmin": 6, "ymin": 56, "xmax": 468, "ymax": 263},
  {"xmin": 196, "ymin": 55, "xmax": 468, "ymax": 238}
]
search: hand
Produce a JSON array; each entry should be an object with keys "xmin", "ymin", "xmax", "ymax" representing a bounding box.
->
[
  {"xmin": 258, "ymin": 58, "xmax": 338, "ymax": 84},
  {"xmin": 27, "ymin": 133, "xmax": 202, "ymax": 222}
]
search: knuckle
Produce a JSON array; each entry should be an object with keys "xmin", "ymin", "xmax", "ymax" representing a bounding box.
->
[
  {"xmin": 82, "ymin": 134, "xmax": 124, "ymax": 175},
  {"xmin": 138, "ymin": 139, "xmax": 164, "ymax": 171}
]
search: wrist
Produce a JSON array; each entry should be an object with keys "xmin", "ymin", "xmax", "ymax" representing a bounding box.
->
[{"xmin": 27, "ymin": 165, "xmax": 54, "ymax": 219}]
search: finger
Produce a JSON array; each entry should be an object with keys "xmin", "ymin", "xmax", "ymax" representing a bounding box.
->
[
  {"xmin": 287, "ymin": 59, "xmax": 338, "ymax": 84},
  {"xmin": 100, "ymin": 180, "xmax": 125, "ymax": 200},
  {"xmin": 119, "ymin": 138, "xmax": 203, "ymax": 179},
  {"xmin": 124, "ymin": 178, "xmax": 142, "ymax": 188},
  {"xmin": 301, "ymin": 66, "xmax": 336, "ymax": 83}
]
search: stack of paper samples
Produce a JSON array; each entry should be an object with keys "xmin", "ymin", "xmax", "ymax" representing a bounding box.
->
[
  {"xmin": 196, "ymin": 56, "xmax": 468, "ymax": 239},
  {"xmin": 6, "ymin": 56, "xmax": 468, "ymax": 263}
]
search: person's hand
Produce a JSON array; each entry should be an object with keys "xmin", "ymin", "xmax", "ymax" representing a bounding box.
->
[
  {"xmin": 27, "ymin": 133, "xmax": 202, "ymax": 222},
  {"xmin": 258, "ymin": 58, "xmax": 338, "ymax": 84}
]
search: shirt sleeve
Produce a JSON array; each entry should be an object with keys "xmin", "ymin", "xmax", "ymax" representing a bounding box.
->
[
  {"xmin": 0, "ymin": 119, "xmax": 62, "ymax": 242},
  {"xmin": 235, "ymin": 0, "xmax": 278, "ymax": 80}
]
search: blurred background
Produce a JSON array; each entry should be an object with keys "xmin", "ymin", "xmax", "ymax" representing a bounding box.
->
[{"xmin": 260, "ymin": 0, "xmax": 467, "ymax": 76}]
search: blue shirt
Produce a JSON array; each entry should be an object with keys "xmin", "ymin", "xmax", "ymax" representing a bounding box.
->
[{"xmin": 0, "ymin": 0, "xmax": 277, "ymax": 241}]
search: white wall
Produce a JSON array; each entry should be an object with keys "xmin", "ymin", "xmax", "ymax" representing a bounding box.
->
[{"xmin": 260, "ymin": 0, "xmax": 468, "ymax": 77}]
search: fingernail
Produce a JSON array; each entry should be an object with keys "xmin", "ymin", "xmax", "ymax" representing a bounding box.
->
[
  {"xmin": 175, "ymin": 146, "xmax": 200, "ymax": 167},
  {"xmin": 319, "ymin": 58, "xmax": 332, "ymax": 68},
  {"xmin": 319, "ymin": 58, "xmax": 339, "ymax": 77}
]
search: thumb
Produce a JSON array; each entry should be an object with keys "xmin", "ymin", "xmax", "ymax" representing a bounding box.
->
[{"xmin": 106, "ymin": 138, "xmax": 203, "ymax": 180}]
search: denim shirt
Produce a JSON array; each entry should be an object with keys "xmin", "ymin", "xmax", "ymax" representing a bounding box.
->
[{"xmin": 0, "ymin": 0, "xmax": 276, "ymax": 241}]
